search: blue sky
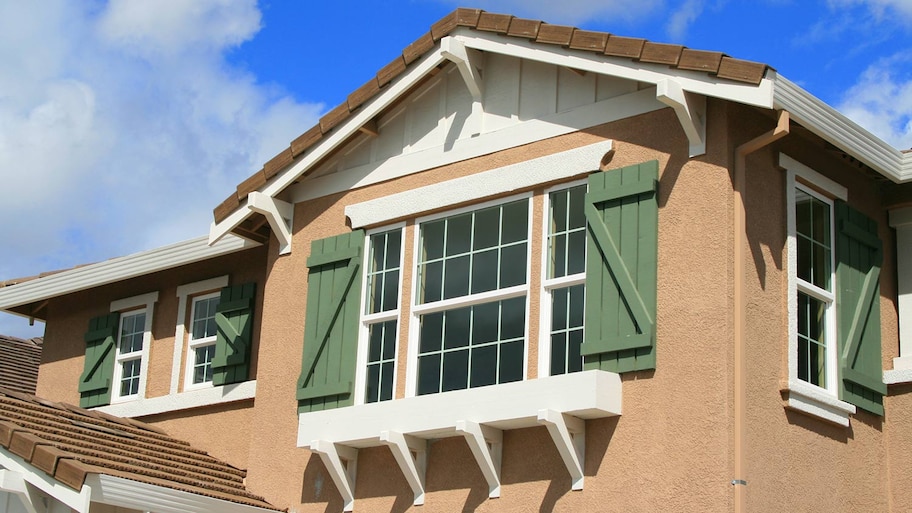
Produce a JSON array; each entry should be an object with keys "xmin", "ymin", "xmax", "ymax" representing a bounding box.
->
[{"xmin": 1, "ymin": 0, "xmax": 911, "ymax": 338}]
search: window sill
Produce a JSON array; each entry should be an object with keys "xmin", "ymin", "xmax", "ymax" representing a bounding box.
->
[
  {"xmin": 783, "ymin": 379, "xmax": 855, "ymax": 427},
  {"xmin": 297, "ymin": 370, "xmax": 621, "ymax": 511},
  {"xmin": 96, "ymin": 380, "xmax": 256, "ymax": 418},
  {"xmin": 883, "ymin": 361, "xmax": 912, "ymax": 385}
]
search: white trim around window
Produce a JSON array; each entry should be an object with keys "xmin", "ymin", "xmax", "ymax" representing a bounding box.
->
[
  {"xmin": 171, "ymin": 276, "xmax": 229, "ymax": 394},
  {"xmin": 184, "ymin": 291, "xmax": 222, "ymax": 391},
  {"xmin": 781, "ymin": 154, "xmax": 855, "ymax": 426},
  {"xmin": 885, "ymin": 206, "xmax": 912, "ymax": 384},
  {"xmin": 108, "ymin": 291, "xmax": 158, "ymax": 403}
]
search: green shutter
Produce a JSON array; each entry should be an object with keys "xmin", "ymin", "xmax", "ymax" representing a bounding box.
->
[
  {"xmin": 835, "ymin": 201, "xmax": 886, "ymax": 415},
  {"xmin": 297, "ymin": 230, "xmax": 364, "ymax": 413},
  {"xmin": 211, "ymin": 282, "xmax": 256, "ymax": 386},
  {"xmin": 581, "ymin": 161, "xmax": 659, "ymax": 373},
  {"xmin": 79, "ymin": 313, "xmax": 120, "ymax": 408}
]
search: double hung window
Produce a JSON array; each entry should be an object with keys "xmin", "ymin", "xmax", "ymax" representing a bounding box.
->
[
  {"xmin": 362, "ymin": 229, "xmax": 403, "ymax": 403},
  {"xmin": 187, "ymin": 292, "xmax": 220, "ymax": 387},
  {"xmin": 113, "ymin": 310, "xmax": 146, "ymax": 399}
]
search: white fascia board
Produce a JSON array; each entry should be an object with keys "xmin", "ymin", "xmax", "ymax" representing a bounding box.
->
[
  {"xmin": 297, "ymin": 370, "xmax": 621, "ymax": 448},
  {"xmin": 0, "ymin": 448, "xmax": 92, "ymax": 513},
  {"xmin": 451, "ymin": 29, "xmax": 775, "ymax": 109},
  {"xmin": 292, "ymin": 88, "xmax": 661, "ymax": 205},
  {"xmin": 209, "ymin": 48, "xmax": 450, "ymax": 244},
  {"xmin": 96, "ymin": 380, "xmax": 256, "ymax": 418},
  {"xmin": 87, "ymin": 474, "xmax": 278, "ymax": 513},
  {"xmin": 344, "ymin": 140, "xmax": 613, "ymax": 227},
  {"xmin": 774, "ymin": 75, "xmax": 912, "ymax": 184},
  {"xmin": 0, "ymin": 235, "xmax": 259, "ymax": 312}
]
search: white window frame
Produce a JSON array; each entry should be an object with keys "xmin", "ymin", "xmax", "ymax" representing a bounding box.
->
[
  {"xmin": 538, "ymin": 179, "xmax": 588, "ymax": 376},
  {"xmin": 404, "ymin": 193, "xmax": 533, "ymax": 398},
  {"xmin": 354, "ymin": 223, "xmax": 406, "ymax": 406},
  {"xmin": 172, "ymin": 276, "xmax": 229, "ymax": 394},
  {"xmin": 184, "ymin": 291, "xmax": 222, "ymax": 391},
  {"xmin": 781, "ymin": 153, "xmax": 855, "ymax": 426},
  {"xmin": 109, "ymin": 291, "xmax": 158, "ymax": 403}
]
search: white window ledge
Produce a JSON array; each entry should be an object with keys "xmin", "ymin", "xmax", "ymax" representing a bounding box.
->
[
  {"xmin": 298, "ymin": 370, "xmax": 621, "ymax": 511},
  {"xmin": 884, "ymin": 366, "xmax": 912, "ymax": 385},
  {"xmin": 97, "ymin": 380, "xmax": 256, "ymax": 418},
  {"xmin": 784, "ymin": 379, "xmax": 856, "ymax": 427}
]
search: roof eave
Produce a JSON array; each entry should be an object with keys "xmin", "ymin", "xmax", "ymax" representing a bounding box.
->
[
  {"xmin": 773, "ymin": 74, "xmax": 912, "ymax": 184},
  {"xmin": 87, "ymin": 474, "xmax": 280, "ymax": 513}
]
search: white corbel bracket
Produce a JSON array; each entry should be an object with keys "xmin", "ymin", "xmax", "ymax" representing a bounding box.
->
[
  {"xmin": 0, "ymin": 470, "xmax": 40, "ymax": 513},
  {"xmin": 440, "ymin": 36, "xmax": 484, "ymax": 102},
  {"xmin": 380, "ymin": 430, "xmax": 427, "ymax": 506},
  {"xmin": 537, "ymin": 409, "xmax": 586, "ymax": 491},
  {"xmin": 247, "ymin": 191, "xmax": 294, "ymax": 255},
  {"xmin": 311, "ymin": 440, "xmax": 358, "ymax": 512},
  {"xmin": 656, "ymin": 79, "xmax": 706, "ymax": 157},
  {"xmin": 456, "ymin": 420, "xmax": 503, "ymax": 498}
]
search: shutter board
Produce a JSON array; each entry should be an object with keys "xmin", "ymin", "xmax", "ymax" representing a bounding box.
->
[
  {"xmin": 836, "ymin": 201, "xmax": 885, "ymax": 415},
  {"xmin": 79, "ymin": 312, "xmax": 120, "ymax": 408},
  {"xmin": 298, "ymin": 231, "xmax": 364, "ymax": 413},
  {"xmin": 583, "ymin": 161, "xmax": 658, "ymax": 373},
  {"xmin": 212, "ymin": 282, "xmax": 255, "ymax": 386}
]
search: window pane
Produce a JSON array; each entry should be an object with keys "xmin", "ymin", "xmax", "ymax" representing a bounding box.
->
[
  {"xmin": 119, "ymin": 312, "xmax": 145, "ymax": 354},
  {"xmin": 568, "ymin": 186, "xmax": 586, "ymax": 229},
  {"xmin": 797, "ymin": 292, "xmax": 827, "ymax": 387},
  {"xmin": 120, "ymin": 359, "xmax": 141, "ymax": 396},
  {"xmin": 567, "ymin": 230, "xmax": 586, "ymax": 275},
  {"xmin": 446, "ymin": 214, "xmax": 472, "ymax": 256},
  {"xmin": 443, "ymin": 255, "xmax": 470, "ymax": 299},
  {"xmin": 380, "ymin": 362, "xmax": 394, "ymax": 401},
  {"xmin": 474, "ymin": 207, "xmax": 500, "ymax": 250},
  {"xmin": 420, "ymin": 312, "xmax": 443, "ymax": 353},
  {"xmin": 550, "ymin": 284, "xmax": 585, "ymax": 375},
  {"xmin": 442, "ymin": 350, "xmax": 469, "ymax": 392},
  {"xmin": 368, "ymin": 323, "xmax": 383, "ymax": 361},
  {"xmin": 191, "ymin": 297, "xmax": 220, "ymax": 340},
  {"xmin": 795, "ymin": 189, "xmax": 831, "ymax": 291},
  {"xmin": 470, "ymin": 345, "xmax": 497, "ymax": 387},
  {"xmin": 423, "ymin": 220, "xmax": 445, "ymax": 260},
  {"xmin": 501, "ymin": 201, "xmax": 528, "ymax": 244},
  {"xmin": 568, "ymin": 329, "xmax": 584, "ymax": 373},
  {"xmin": 549, "ymin": 185, "xmax": 587, "ymax": 279},
  {"xmin": 498, "ymin": 340, "xmax": 524, "ymax": 383},
  {"xmin": 551, "ymin": 234, "xmax": 567, "ymax": 279},
  {"xmin": 550, "ymin": 332, "xmax": 567, "ymax": 376},
  {"xmin": 501, "ymin": 296, "xmax": 525, "ymax": 340},
  {"xmin": 472, "ymin": 301, "xmax": 499, "ymax": 345},
  {"xmin": 471, "ymin": 249, "xmax": 498, "ymax": 294},
  {"xmin": 499, "ymin": 243, "xmax": 527, "ymax": 288},
  {"xmin": 382, "ymin": 270, "xmax": 399, "ymax": 312},
  {"xmin": 365, "ymin": 364, "xmax": 380, "ymax": 403},
  {"xmin": 192, "ymin": 345, "xmax": 215, "ymax": 384},
  {"xmin": 443, "ymin": 306, "xmax": 470, "ymax": 349},
  {"xmin": 552, "ymin": 287, "xmax": 568, "ymax": 330},
  {"xmin": 417, "ymin": 354, "xmax": 441, "ymax": 395},
  {"xmin": 551, "ymin": 190, "xmax": 568, "ymax": 233},
  {"xmin": 382, "ymin": 321, "xmax": 397, "ymax": 360}
]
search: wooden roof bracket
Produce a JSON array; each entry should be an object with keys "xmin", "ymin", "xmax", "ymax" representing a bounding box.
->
[
  {"xmin": 440, "ymin": 36, "xmax": 484, "ymax": 102},
  {"xmin": 537, "ymin": 409, "xmax": 586, "ymax": 491},
  {"xmin": 310, "ymin": 440, "xmax": 358, "ymax": 512},
  {"xmin": 247, "ymin": 191, "xmax": 293, "ymax": 255},
  {"xmin": 656, "ymin": 78, "xmax": 706, "ymax": 157},
  {"xmin": 456, "ymin": 420, "xmax": 503, "ymax": 498},
  {"xmin": 380, "ymin": 430, "xmax": 427, "ymax": 505}
]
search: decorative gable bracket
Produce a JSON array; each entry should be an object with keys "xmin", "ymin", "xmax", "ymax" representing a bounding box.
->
[
  {"xmin": 247, "ymin": 191, "xmax": 294, "ymax": 255},
  {"xmin": 440, "ymin": 36, "xmax": 484, "ymax": 102},
  {"xmin": 656, "ymin": 79, "xmax": 706, "ymax": 157}
]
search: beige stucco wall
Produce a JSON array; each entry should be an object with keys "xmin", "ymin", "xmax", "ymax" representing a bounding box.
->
[{"xmin": 36, "ymin": 245, "xmax": 267, "ymax": 469}]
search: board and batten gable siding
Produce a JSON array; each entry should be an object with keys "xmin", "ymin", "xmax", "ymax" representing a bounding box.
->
[{"xmin": 310, "ymin": 54, "xmax": 640, "ymax": 181}]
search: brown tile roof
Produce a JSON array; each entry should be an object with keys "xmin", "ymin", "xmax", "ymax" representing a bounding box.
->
[
  {"xmin": 0, "ymin": 335, "xmax": 42, "ymax": 395},
  {"xmin": 213, "ymin": 8, "xmax": 772, "ymax": 225},
  {"xmin": 0, "ymin": 387, "xmax": 279, "ymax": 510}
]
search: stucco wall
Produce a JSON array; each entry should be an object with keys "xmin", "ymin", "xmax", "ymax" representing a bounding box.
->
[{"xmin": 243, "ymin": 104, "xmax": 743, "ymax": 512}]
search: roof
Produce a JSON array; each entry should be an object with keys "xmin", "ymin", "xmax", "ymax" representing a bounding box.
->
[
  {"xmin": 211, "ymin": 7, "xmax": 772, "ymax": 225},
  {"xmin": 0, "ymin": 336, "xmax": 42, "ymax": 395},
  {"xmin": 0, "ymin": 387, "xmax": 279, "ymax": 511}
]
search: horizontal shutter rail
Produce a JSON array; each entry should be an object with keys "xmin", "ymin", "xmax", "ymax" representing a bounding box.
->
[
  {"xmin": 839, "ymin": 220, "xmax": 882, "ymax": 250},
  {"xmin": 842, "ymin": 368, "xmax": 888, "ymax": 395},
  {"xmin": 586, "ymin": 178, "xmax": 658, "ymax": 205},
  {"xmin": 84, "ymin": 327, "xmax": 116, "ymax": 343},
  {"xmin": 581, "ymin": 333, "xmax": 653, "ymax": 356},
  {"xmin": 306, "ymin": 246, "xmax": 361, "ymax": 268},
  {"xmin": 216, "ymin": 297, "xmax": 253, "ymax": 314},
  {"xmin": 296, "ymin": 381, "xmax": 352, "ymax": 401}
]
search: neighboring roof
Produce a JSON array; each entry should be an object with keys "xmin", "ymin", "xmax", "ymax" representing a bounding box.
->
[
  {"xmin": 0, "ymin": 387, "xmax": 279, "ymax": 511},
  {"xmin": 0, "ymin": 234, "xmax": 260, "ymax": 318},
  {"xmin": 211, "ymin": 7, "xmax": 772, "ymax": 225},
  {"xmin": 0, "ymin": 336, "xmax": 42, "ymax": 395}
]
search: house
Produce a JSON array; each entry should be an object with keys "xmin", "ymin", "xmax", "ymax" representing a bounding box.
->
[{"xmin": 1, "ymin": 7, "xmax": 911, "ymax": 512}]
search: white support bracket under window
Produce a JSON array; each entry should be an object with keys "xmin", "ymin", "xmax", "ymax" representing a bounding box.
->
[
  {"xmin": 537, "ymin": 408, "xmax": 586, "ymax": 491},
  {"xmin": 248, "ymin": 191, "xmax": 294, "ymax": 255},
  {"xmin": 656, "ymin": 78, "xmax": 706, "ymax": 157},
  {"xmin": 379, "ymin": 430, "xmax": 427, "ymax": 506},
  {"xmin": 310, "ymin": 440, "xmax": 358, "ymax": 512},
  {"xmin": 0, "ymin": 470, "xmax": 40, "ymax": 513},
  {"xmin": 455, "ymin": 420, "xmax": 503, "ymax": 498}
]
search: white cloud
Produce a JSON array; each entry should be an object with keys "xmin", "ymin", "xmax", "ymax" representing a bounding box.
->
[
  {"xmin": 836, "ymin": 53, "xmax": 912, "ymax": 149},
  {"xmin": 0, "ymin": 0, "xmax": 323, "ymax": 337},
  {"xmin": 828, "ymin": 0, "xmax": 912, "ymax": 22},
  {"xmin": 666, "ymin": 0, "xmax": 706, "ymax": 40}
]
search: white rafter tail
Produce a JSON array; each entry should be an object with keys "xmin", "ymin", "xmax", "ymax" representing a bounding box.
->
[
  {"xmin": 656, "ymin": 78, "xmax": 706, "ymax": 157},
  {"xmin": 537, "ymin": 409, "xmax": 586, "ymax": 491},
  {"xmin": 0, "ymin": 470, "xmax": 40, "ymax": 513},
  {"xmin": 455, "ymin": 420, "xmax": 503, "ymax": 498},
  {"xmin": 311, "ymin": 440, "xmax": 358, "ymax": 512},
  {"xmin": 440, "ymin": 36, "xmax": 484, "ymax": 102},
  {"xmin": 247, "ymin": 191, "xmax": 294, "ymax": 255},
  {"xmin": 379, "ymin": 430, "xmax": 427, "ymax": 506}
]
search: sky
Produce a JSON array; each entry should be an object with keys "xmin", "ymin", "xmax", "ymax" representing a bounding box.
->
[{"xmin": 1, "ymin": 0, "xmax": 911, "ymax": 338}]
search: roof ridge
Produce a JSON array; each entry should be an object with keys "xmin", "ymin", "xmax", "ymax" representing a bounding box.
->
[{"xmin": 211, "ymin": 7, "xmax": 771, "ymax": 227}]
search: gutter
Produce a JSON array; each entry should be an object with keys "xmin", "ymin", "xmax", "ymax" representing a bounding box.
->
[{"xmin": 732, "ymin": 110, "xmax": 790, "ymax": 513}]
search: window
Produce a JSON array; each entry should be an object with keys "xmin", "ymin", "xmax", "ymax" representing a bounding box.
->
[
  {"xmin": 186, "ymin": 292, "xmax": 220, "ymax": 387},
  {"xmin": 542, "ymin": 184, "xmax": 587, "ymax": 376},
  {"xmin": 782, "ymin": 153, "xmax": 886, "ymax": 425},
  {"xmin": 108, "ymin": 291, "xmax": 157, "ymax": 403},
  {"xmin": 360, "ymin": 228, "xmax": 403, "ymax": 403},
  {"xmin": 412, "ymin": 198, "xmax": 530, "ymax": 396}
]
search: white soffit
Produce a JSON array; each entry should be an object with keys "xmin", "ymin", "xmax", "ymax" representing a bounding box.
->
[
  {"xmin": 87, "ymin": 474, "xmax": 278, "ymax": 513},
  {"xmin": 0, "ymin": 235, "xmax": 259, "ymax": 312},
  {"xmin": 344, "ymin": 140, "xmax": 614, "ymax": 227},
  {"xmin": 774, "ymin": 75, "xmax": 912, "ymax": 184}
]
